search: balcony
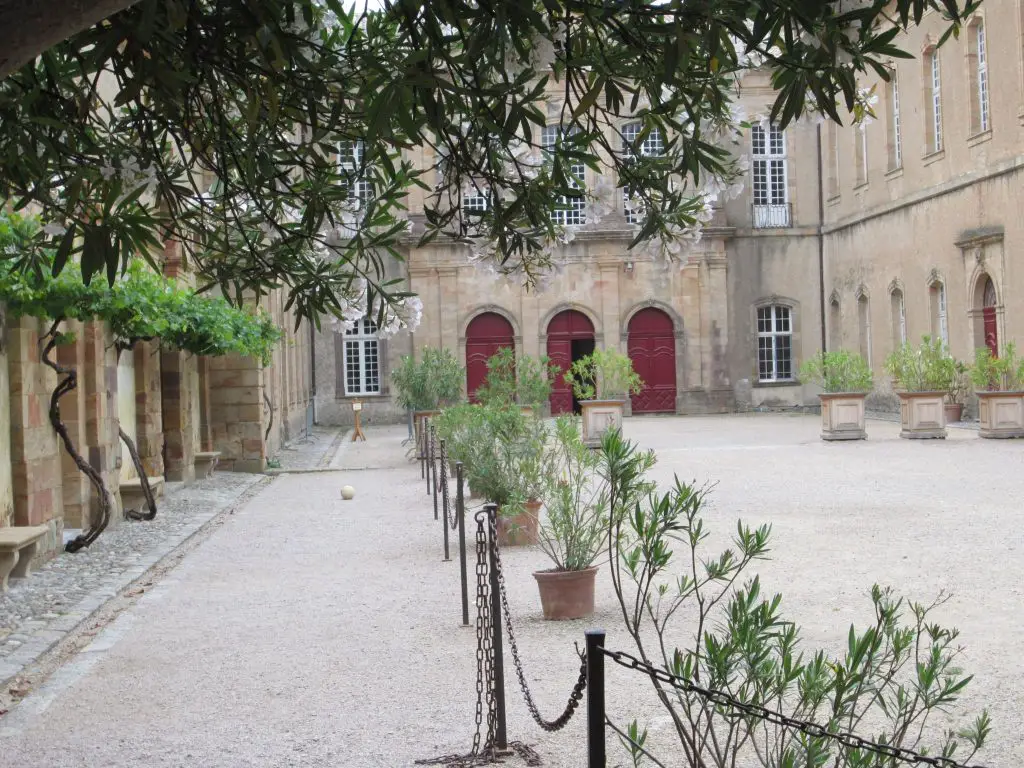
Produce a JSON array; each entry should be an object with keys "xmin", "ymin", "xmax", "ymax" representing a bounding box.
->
[{"xmin": 752, "ymin": 203, "xmax": 792, "ymax": 229}]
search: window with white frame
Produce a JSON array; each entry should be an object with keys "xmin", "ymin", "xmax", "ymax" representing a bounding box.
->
[
  {"xmin": 344, "ymin": 318, "xmax": 381, "ymax": 396},
  {"xmin": 971, "ymin": 20, "xmax": 990, "ymax": 134},
  {"xmin": 887, "ymin": 75, "xmax": 902, "ymax": 170},
  {"xmin": 462, "ymin": 183, "xmax": 489, "ymax": 219},
  {"xmin": 930, "ymin": 281, "xmax": 948, "ymax": 345},
  {"xmin": 757, "ymin": 305, "xmax": 793, "ymax": 382},
  {"xmin": 927, "ymin": 51, "xmax": 943, "ymax": 153},
  {"xmin": 542, "ymin": 125, "xmax": 586, "ymax": 226},
  {"xmin": 751, "ymin": 125, "xmax": 789, "ymax": 227},
  {"xmin": 621, "ymin": 122, "xmax": 665, "ymax": 224},
  {"xmin": 339, "ymin": 140, "xmax": 373, "ymax": 210}
]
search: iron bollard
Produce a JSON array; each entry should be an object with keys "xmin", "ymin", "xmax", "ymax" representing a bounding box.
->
[
  {"xmin": 485, "ymin": 503, "xmax": 508, "ymax": 751},
  {"xmin": 457, "ymin": 462, "xmax": 469, "ymax": 627},
  {"xmin": 586, "ymin": 629, "xmax": 607, "ymax": 768},
  {"xmin": 441, "ymin": 440, "xmax": 450, "ymax": 562},
  {"xmin": 430, "ymin": 426, "xmax": 438, "ymax": 520}
]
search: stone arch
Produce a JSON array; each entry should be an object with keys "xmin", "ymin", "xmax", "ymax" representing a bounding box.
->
[
  {"xmin": 539, "ymin": 302, "xmax": 603, "ymax": 345},
  {"xmin": 926, "ymin": 269, "xmax": 950, "ymax": 345},
  {"xmin": 854, "ymin": 286, "xmax": 872, "ymax": 362},
  {"xmin": 971, "ymin": 271, "xmax": 1000, "ymax": 355},
  {"xmin": 620, "ymin": 300, "xmax": 684, "ymax": 342},
  {"xmin": 828, "ymin": 290, "xmax": 842, "ymax": 352},
  {"xmin": 887, "ymin": 279, "xmax": 907, "ymax": 348},
  {"xmin": 459, "ymin": 304, "xmax": 522, "ymax": 342}
]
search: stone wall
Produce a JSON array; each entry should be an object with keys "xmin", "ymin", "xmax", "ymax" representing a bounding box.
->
[{"xmin": 0, "ymin": 305, "xmax": 12, "ymax": 529}]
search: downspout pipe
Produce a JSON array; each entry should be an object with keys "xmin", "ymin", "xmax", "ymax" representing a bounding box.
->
[
  {"xmin": 309, "ymin": 318, "xmax": 317, "ymax": 424},
  {"xmin": 816, "ymin": 124, "xmax": 827, "ymax": 353}
]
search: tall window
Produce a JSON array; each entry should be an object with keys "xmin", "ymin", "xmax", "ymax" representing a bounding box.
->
[
  {"xmin": 542, "ymin": 125, "xmax": 586, "ymax": 226},
  {"xmin": 826, "ymin": 122, "xmax": 840, "ymax": 198},
  {"xmin": 621, "ymin": 122, "xmax": 665, "ymax": 224},
  {"xmin": 751, "ymin": 124, "xmax": 790, "ymax": 228},
  {"xmin": 829, "ymin": 297, "xmax": 841, "ymax": 351},
  {"xmin": 757, "ymin": 305, "xmax": 793, "ymax": 382},
  {"xmin": 887, "ymin": 75, "xmax": 902, "ymax": 169},
  {"xmin": 854, "ymin": 125, "xmax": 868, "ymax": 185},
  {"xmin": 339, "ymin": 140, "xmax": 373, "ymax": 211},
  {"xmin": 927, "ymin": 51, "xmax": 943, "ymax": 153},
  {"xmin": 344, "ymin": 318, "xmax": 381, "ymax": 396},
  {"xmin": 462, "ymin": 185, "xmax": 489, "ymax": 215},
  {"xmin": 890, "ymin": 289, "xmax": 907, "ymax": 348},
  {"xmin": 970, "ymin": 21, "xmax": 990, "ymax": 134},
  {"xmin": 929, "ymin": 281, "xmax": 948, "ymax": 345},
  {"xmin": 857, "ymin": 294, "xmax": 872, "ymax": 363}
]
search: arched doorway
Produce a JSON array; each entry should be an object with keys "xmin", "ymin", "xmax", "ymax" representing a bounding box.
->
[
  {"xmin": 970, "ymin": 278, "xmax": 995, "ymax": 356},
  {"xmin": 546, "ymin": 310, "xmax": 595, "ymax": 414},
  {"xmin": 627, "ymin": 308, "xmax": 677, "ymax": 413},
  {"xmin": 465, "ymin": 312, "xmax": 515, "ymax": 402}
]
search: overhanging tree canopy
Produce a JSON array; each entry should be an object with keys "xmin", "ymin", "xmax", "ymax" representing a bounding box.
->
[{"xmin": 0, "ymin": 0, "xmax": 979, "ymax": 327}]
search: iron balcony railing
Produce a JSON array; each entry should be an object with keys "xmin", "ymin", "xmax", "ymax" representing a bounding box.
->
[{"xmin": 751, "ymin": 202, "xmax": 792, "ymax": 229}]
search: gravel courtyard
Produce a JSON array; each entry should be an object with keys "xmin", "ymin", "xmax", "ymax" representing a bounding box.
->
[{"xmin": 0, "ymin": 413, "xmax": 1019, "ymax": 767}]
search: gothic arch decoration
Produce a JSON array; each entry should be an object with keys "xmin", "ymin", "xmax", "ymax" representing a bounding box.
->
[
  {"xmin": 926, "ymin": 268, "xmax": 946, "ymax": 288},
  {"xmin": 887, "ymin": 279, "xmax": 907, "ymax": 348},
  {"xmin": 626, "ymin": 307, "xmax": 677, "ymax": 414},
  {"xmin": 854, "ymin": 285, "xmax": 870, "ymax": 301},
  {"xmin": 464, "ymin": 311, "xmax": 516, "ymax": 402},
  {"xmin": 828, "ymin": 291, "xmax": 842, "ymax": 352},
  {"xmin": 545, "ymin": 309, "xmax": 597, "ymax": 415},
  {"xmin": 886, "ymin": 277, "xmax": 905, "ymax": 297}
]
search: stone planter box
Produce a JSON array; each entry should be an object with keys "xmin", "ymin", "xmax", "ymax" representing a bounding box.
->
[
  {"xmin": 977, "ymin": 391, "xmax": 1024, "ymax": 438},
  {"xmin": 194, "ymin": 451, "xmax": 221, "ymax": 479},
  {"xmin": 818, "ymin": 393, "xmax": 867, "ymax": 441},
  {"xmin": 579, "ymin": 399, "xmax": 625, "ymax": 447},
  {"xmin": 897, "ymin": 392, "xmax": 947, "ymax": 439}
]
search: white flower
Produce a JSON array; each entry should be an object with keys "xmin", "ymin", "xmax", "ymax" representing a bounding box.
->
[{"xmin": 41, "ymin": 222, "xmax": 65, "ymax": 237}]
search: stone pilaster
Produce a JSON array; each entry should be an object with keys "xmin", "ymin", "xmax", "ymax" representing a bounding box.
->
[
  {"xmin": 134, "ymin": 341, "xmax": 164, "ymax": 477},
  {"xmin": 56, "ymin": 321, "xmax": 88, "ymax": 528},
  {"xmin": 208, "ymin": 353, "xmax": 267, "ymax": 473},
  {"xmin": 82, "ymin": 321, "xmax": 120, "ymax": 524},
  {"xmin": 6, "ymin": 316, "xmax": 63, "ymax": 558},
  {"xmin": 160, "ymin": 350, "xmax": 197, "ymax": 483}
]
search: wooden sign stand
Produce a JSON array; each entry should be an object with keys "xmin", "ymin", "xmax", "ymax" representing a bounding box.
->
[{"xmin": 351, "ymin": 400, "xmax": 366, "ymax": 442}]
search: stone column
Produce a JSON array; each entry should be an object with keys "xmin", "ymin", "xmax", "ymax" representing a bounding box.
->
[
  {"xmin": 6, "ymin": 316, "xmax": 63, "ymax": 557},
  {"xmin": 57, "ymin": 321, "xmax": 88, "ymax": 528},
  {"xmin": 197, "ymin": 356, "xmax": 213, "ymax": 452},
  {"xmin": 208, "ymin": 353, "xmax": 266, "ymax": 473},
  {"xmin": 133, "ymin": 340, "xmax": 164, "ymax": 476},
  {"xmin": 82, "ymin": 321, "xmax": 120, "ymax": 524},
  {"xmin": 161, "ymin": 350, "xmax": 196, "ymax": 483}
]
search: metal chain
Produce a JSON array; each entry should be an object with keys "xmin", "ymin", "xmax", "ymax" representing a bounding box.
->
[
  {"xmin": 439, "ymin": 439, "xmax": 457, "ymax": 529},
  {"xmin": 487, "ymin": 514, "xmax": 587, "ymax": 732},
  {"xmin": 602, "ymin": 648, "xmax": 991, "ymax": 768}
]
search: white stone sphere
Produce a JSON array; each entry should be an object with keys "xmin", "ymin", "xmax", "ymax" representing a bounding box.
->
[{"xmin": 340, "ymin": 485, "xmax": 356, "ymax": 500}]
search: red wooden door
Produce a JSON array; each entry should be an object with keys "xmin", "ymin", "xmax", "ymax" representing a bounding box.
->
[
  {"xmin": 628, "ymin": 308, "xmax": 677, "ymax": 413},
  {"xmin": 983, "ymin": 307, "xmax": 998, "ymax": 356},
  {"xmin": 465, "ymin": 313, "xmax": 515, "ymax": 402},
  {"xmin": 546, "ymin": 310, "xmax": 595, "ymax": 414}
]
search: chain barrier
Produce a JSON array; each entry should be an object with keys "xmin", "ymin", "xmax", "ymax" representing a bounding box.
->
[
  {"xmin": 601, "ymin": 648, "xmax": 991, "ymax": 768},
  {"xmin": 439, "ymin": 440, "xmax": 457, "ymax": 530},
  {"xmin": 487, "ymin": 514, "xmax": 588, "ymax": 732}
]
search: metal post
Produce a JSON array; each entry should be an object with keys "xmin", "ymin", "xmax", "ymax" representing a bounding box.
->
[
  {"xmin": 430, "ymin": 426, "xmax": 439, "ymax": 520},
  {"xmin": 486, "ymin": 503, "xmax": 508, "ymax": 751},
  {"xmin": 586, "ymin": 629, "xmax": 607, "ymax": 768},
  {"xmin": 419, "ymin": 415, "xmax": 425, "ymax": 479},
  {"xmin": 424, "ymin": 420, "xmax": 431, "ymax": 495},
  {"xmin": 441, "ymin": 441, "xmax": 450, "ymax": 562},
  {"xmin": 457, "ymin": 462, "xmax": 469, "ymax": 627}
]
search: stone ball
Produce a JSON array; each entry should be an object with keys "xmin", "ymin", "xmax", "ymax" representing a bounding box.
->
[{"xmin": 340, "ymin": 485, "xmax": 356, "ymax": 500}]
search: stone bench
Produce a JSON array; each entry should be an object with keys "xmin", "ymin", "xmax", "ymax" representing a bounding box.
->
[
  {"xmin": 120, "ymin": 476, "xmax": 166, "ymax": 515},
  {"xmin": 0, "ymin": 526, "xmax": 49, "ymax": 592},
  {"xmin": 194, "ymin": 451, "xmax": 222, "ymax": 479}
]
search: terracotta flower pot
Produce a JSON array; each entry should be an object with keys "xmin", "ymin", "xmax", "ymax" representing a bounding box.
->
[
  {"xmin": 943, "ymin": 402, "xmax": 964, "ymax": 424},
  {"xmin": 497, "ymin": 500, "xmax": 541, "ymax": 547},
  {"xmin": 533, "ymin": 566, "xmax": 598, "ymax": 620}
]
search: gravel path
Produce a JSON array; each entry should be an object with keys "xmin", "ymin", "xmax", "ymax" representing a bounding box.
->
[{"xmin": 0, "ymin": 415, "xmax": 1018, "ymax": 767}]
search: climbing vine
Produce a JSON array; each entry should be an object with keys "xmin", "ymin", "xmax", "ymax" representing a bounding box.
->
[{"xmin": 0, "ymin": 210, "xmax": 280, "ymax": 550}]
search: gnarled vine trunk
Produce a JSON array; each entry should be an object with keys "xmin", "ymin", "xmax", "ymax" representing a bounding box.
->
[{"xmin": 40, "ymin": 321, "xmax": 114, "ymax": 552}]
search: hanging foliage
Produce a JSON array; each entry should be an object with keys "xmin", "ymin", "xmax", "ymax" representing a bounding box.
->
[{"xmin": 0, "ymin": 210, "xmax": 280, "ymax": 550}]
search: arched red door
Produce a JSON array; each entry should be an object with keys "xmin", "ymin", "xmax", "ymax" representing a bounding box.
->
[
  {"xmin": 628, "ymin": 308, "xmax": 677, "ymax": 413},
  {"xmin": 546, "ymin": 310, "xmax": 595, "ymax": 415},
  {"xmin": 982, "ymin": 277, "xmax": 998, "ymax": 356},
  {"xmin": 465, "ymin": 313, "xmax": 515, "ymax": 402}
]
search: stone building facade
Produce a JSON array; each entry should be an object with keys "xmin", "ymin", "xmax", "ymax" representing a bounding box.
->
[{"xmin": 0, "ymin": 249, "xmax": 313, "ymax": 562}]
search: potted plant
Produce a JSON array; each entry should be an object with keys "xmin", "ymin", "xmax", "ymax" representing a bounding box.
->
[
  {"xmin": 533, "ymin": 416, "xmax": 608, "ymax": 619},
  {"xmin": 563, "ymin": 348, "xmax": 644, "ymax": 446},
  {"xmin": 501, "ymin": 417, "xmax": 549, "ymax": 546},
  {"xmin": 435, "ymin": 403, "xmax": 486, "ymax": 480},
  {"xmin": 884, "ymin": 336, "xmax": 951, "ymax": 439},
  {"xmin": 969, "ymin": 343, "xmax": 1024, "ymax": 438},
  {"xmin": 944, "ymin": 359, "xmax": 969, "ymax": 423},
  {"xmin": 466, "ymin": 404, "xmax": 531, "ymax": 531},
  {"xmin": 392, "ymin": 347, "xmax": 464, "ymax": 446},
  {"xmin": 799, "ymin": 350, "xmax": 873, "ymax": 441},
  {"xmin": 476, "ymin": 348, "xmax": 559, "ymax": 416}
]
